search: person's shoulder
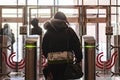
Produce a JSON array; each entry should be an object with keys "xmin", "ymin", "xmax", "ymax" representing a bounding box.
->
[
  {"xmin": 0, "ymin": 28, "xmax": 3, "ymax": 34},
  {"xmin": 67, "ymin": 27, "xmax": 74, "ymax": 32},
  {"xmin": 68, "ymin": 27, "xmax": 73, "ymax": 30}
]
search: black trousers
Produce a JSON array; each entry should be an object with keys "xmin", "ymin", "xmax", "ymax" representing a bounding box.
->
[{"xmin": 43, "ymin": 63, "xmax": 67, "ymax": 80}]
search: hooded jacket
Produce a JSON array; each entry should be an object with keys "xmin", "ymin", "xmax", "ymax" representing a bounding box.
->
[{"xmin": 42, "ymin": 19, "xmax": 82, "ymax": 63}]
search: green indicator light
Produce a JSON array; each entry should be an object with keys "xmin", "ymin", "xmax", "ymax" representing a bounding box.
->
[
  {"xmin": 83, "ymin": 45, "xmax": 95, "ymax": 48},
  {"xmin": 25, "ymin": 45, "xmax": 36, "ymax": 48}
]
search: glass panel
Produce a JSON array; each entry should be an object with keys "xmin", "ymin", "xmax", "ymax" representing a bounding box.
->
[
  {"xmin": 111, "ymin": 7, "xmax": 120, "ymax": 35},
  {"xmin": 28, "ymin": 0, "xmax": 54, "ymax": 5},
  {"xmin": 98, "ymin": 9, "xmax": 106, "ymax": 18},
  {"xmin": 86, "ymin": 9, "xmax": 97, "ymax": 18},
  {"xmin": 84, "ymin": 0, "xmax": 97, "ymax": 5},
  {"xmin": 2, "ymin": 23, "xmax": 23, "ymax": 62},
  {"xmin": 30, "ymin": 8, "xmax": 51, "ymax": 34},
  {"xmin": 18, "ymin": 0, "xmax": 25, "ymax": 5},
  {"xmin": 58, "ymin": 8, "xmax": 78, "ymax": 17},
  {"xmin": 57, "ymin": 0, "xmax": 76, "ymax": 5},
  {"xmin": 69, "ymin": 23, "xmax": 80, "ymax": 38},
  {"xmin": 86, "ymin": 8, "xmax": 107, "ymax": 61},
  {"xmin": 111, "ymin": 15, "xmax": 118, "ymax": 35},
  {"xmin": 78, "ymin": 0, "xmax": 82, "ymax": 5},
  {"xmin": 86, "ymin": 23, "xmax": 96, "ymax": 38},
  {"xmin": 30, "ymin": 9, "xmax": 38, "ymax": 18},
  {"xmin": 99, "ymin": 0, "xmax": 110, "ymax": 5},
  {"xmin": 1, "ymin": 8, "xmax": 24, "ymax": 72},
  {"xmin": 119, "ymin": 0, "xmax": 120, "ymax": 5},
  {"xmin": 38, "ymin": 9, "xmax": 51, "ymax": 18},
  {"xmin": 119, "ymin": 8, "xmax": 120, "ymax": 35},
  {"xmin": 86, "ymin": 9, "xmax": 106, "ymax": 18},
  {"xmin": 0, "ymin": 0, "xmax": 17, "ymax": 5},
  {"xmin": 39, "ymin": 0, "xmax": 54, "ymax": 5},
  {"xmin": 2, "ymin": 9, "xmax": 23, "ymax": 17},
  {"xmin": 87, "ymin": 9, "xmax": 98, "ymax": 14},
  {"xmin": 72, "ymin": 0, "xmax": 79, "ymax": 5},
  {"xmin": 98, "ymin": 23, "xmax": 106, "ymax": 61},
  {"xmin": 31, "ymin": 9, "xmax": 51, "ymax": 18},
  {"xmin": 28, "ymin": 0, "xmax": 37, "ymax": 5},
  {"xmin": 0, "ymin": 0, "xmax": 120, "ymax": 5},
  {"xmin": 111, "ymin": 7, "xmax": 117, "ymax": 14},
  {"xmin": 111, "ymin": 0, "xmax": 116, "ymax": 5}
]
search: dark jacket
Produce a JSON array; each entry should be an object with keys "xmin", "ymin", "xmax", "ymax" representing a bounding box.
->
[
  {"xmin": 31, "ymin": 26, "xmax": 42, "ymax": 35},
  {"xmin": 42, "ymin": 19, "xmax": 83, "ymax": 80},
  {"xmin": 31, "ymin": 18, "xmax": 42, "ymax": 35},
  {"xmin": 42, "ymin": 19, "xmax": 82, "ymax": 63}
]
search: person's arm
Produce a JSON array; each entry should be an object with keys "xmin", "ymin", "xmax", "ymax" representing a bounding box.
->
[
  {"xmin": 68, "ymin": 27, "xmax": 83, "ymax": 63},
  {"xmin": 42, "ymin": 33, "xmax": 49, "ymax": 58}
]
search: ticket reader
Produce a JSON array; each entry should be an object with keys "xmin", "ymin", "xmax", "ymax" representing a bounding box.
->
[
  {"xmin": 25, "ymin": 36, "xmax": 40, "ymax": 80},
  {"xmin": 82, "ymin": 36, "xmax": 96, "ymax": 80}
]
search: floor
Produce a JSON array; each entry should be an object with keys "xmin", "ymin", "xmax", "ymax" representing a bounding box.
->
[
  {"xmin": 1, "ymin": 76, "xmax": 120, "ymax": 80},
  {"xmin": 0, "ymin": 72, "xmax": 120, "ymax": 80}
]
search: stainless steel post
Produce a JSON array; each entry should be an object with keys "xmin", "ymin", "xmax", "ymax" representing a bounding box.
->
[{"xmin": 82, "ymin": 36, "xmax": 96, "ymax": 80}]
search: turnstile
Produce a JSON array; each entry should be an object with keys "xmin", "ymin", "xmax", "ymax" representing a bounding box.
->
[
  {"xmin": 0, "ymin": 35, "xmax": 9, "ymax": 76},
  {"xmin": 114, "ymin": 35, "xmax": 120, "ymax": 73},
  {"xmin": 82, "ymin": 36, "xmax": 96, "ymax": 80},
  {"xmin": 25, "ymin": 36, "xmax": 40, "ymax": 80},
  {"xmin": 0, "ymin": 35, "xmax": 3, "ymax": 74}
]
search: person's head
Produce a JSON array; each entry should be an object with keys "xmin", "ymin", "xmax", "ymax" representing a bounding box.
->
[
  {"xmin": 3, "ymin": 24, "xmax": 12, "ymax": 37},
  {"xmin": 31, "ymin": 18, "xmax": 39, "ymax": 27},
  {"xmin": 54, "ymin": 11, "xmax": 69, "ymax": 24},
  {"xmin": 3, "ymin": 24, "xmax": 9, "ymax": 29},
  {"xmin": 3, "ymin": 24, "xmax": 11, "ymax": 32}
]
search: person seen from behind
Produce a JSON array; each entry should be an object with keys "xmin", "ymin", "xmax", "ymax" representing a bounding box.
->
[
  {"xmin": 31, "ymin": 18, "xmax": 42, "ymax": 35},
  {"xmin": 42, "ymin": 11, "xmax": 83, "ymax": 80},
  {"xmin": 3, "ymin": 24, "xmax": 13, "ymax": 46},
  {"xmin": 11, "ymin": 29, "xmax": 15, "ymax": 52}
]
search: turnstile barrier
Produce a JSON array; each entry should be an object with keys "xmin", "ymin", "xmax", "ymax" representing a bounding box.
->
[
  {"xmin": 114, "ymin": 35, "xmax": 120, "ymax": 73},
  {"xmin": 82, "ymin": 36, "xmax": 96, "ymax": 80},
  {"xmin": 0, "ymin": 35, "xmax": 10, "ymax": 76},
  {"xmin": 25, "ymin": 36, "xmax": 40, "ymax": 80}
]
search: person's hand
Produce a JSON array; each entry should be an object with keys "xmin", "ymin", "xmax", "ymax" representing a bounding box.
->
[{"xmin": 76, "ymin": 61, "xmax": 82, "ymax": 66}]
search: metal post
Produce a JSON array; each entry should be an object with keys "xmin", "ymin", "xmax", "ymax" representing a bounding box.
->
[
  {"xmin": 0, "ymin": 36, "xmax": 2, "ymax": 73},
  {"xmin": 25, "ymin": 36, "xmax": 40, "ymax": 80},
  {"xmin": 0, "ymin": 35, "xmax": 9, "ymax": 76},
  {"xmin": 114, "ymin": 35, "xmax": 120, "ymax": 73},
  {"xmin": 82, "ymin": 36, "xmax": 96, "ymax": 80}
]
